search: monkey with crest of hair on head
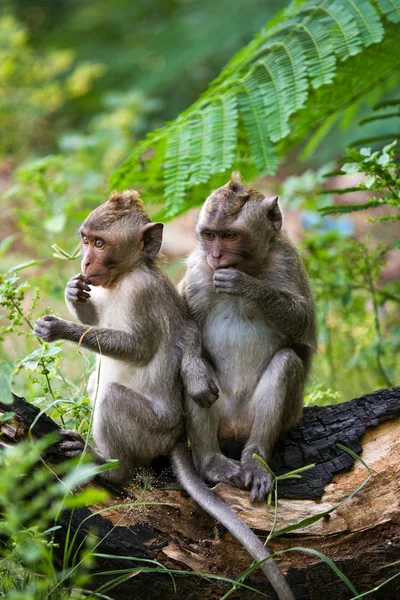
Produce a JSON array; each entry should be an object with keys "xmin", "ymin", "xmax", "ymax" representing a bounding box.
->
[
  {"xmin": 179, "ymin": 172, "xmax": 317, "ymax": 503},
  {"xmin": 34, "ymin": 189, "xmax": 295, "ymax": 600}
]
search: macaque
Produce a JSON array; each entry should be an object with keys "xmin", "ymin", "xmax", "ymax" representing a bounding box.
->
[
  {"xmin": 34, "ymin": 190, "xmax": 295, "ymax": 600},
  {"xmin": 179, "ymin": 173, "xmax": 317, "ymax": 503}
]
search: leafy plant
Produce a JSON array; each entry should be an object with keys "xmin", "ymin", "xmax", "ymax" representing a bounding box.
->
[
  {"xmin": 321, "ymin": 140, "xmax": 400, "ymax": 221},
  {"xmin": 0, "ymin": 436, "xmax": 108, "ymax": 600},
  {"xmin": 0, "ymin": 267, "xmax": 91, "ymax": 432},
  {"xmin": 110, "ymin": 0, "xmax": 400, "ymax": 216}
]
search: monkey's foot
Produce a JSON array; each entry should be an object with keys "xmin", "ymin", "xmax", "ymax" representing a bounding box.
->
[
  {"xmin": 200, "ymin": 453, "xmax": 244, "ymax": 488},
  {"xmin": 242, "ymin": 455, "xmax": 272, "ymax": 503},
  {"xmin": 59, "ymin": 429, "xmax": 95, "ymax": 459}
]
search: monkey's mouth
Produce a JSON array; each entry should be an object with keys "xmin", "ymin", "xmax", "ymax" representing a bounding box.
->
[
  {"xmin": 214, "ymin": 264, "xmax": 238, "ymax": 270},
  {"xmin": 84, "ymin": 273, "xmax": 106, "ymax": 285}
]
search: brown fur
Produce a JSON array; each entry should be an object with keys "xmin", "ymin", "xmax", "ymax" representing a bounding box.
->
[{"xmin": 84, "ymin": 190, "xmax": 150, "ymax": 231}]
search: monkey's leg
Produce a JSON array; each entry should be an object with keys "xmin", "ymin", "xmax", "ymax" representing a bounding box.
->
[
  {"xmin": 186, "ymin": 396, "xmax": 243, "ymax": 487},
  {"xmin": 93, "ymin": 384, "xmax": 183, "ymax": 483},
  {"xmin": 242, "ymin": 348, "xmax": 304, "ymax": 503}
]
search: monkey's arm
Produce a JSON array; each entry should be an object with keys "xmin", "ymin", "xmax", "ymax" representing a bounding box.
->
[
  {"xmin": 65, "ymin": 274, "xmax": 99, "ymax": 326},
  {"xmin": 178, "ymin": 317, "xmax": 219, "ymax": 408},
  {"xmin": 213, "ymin": 269, "xmax": 310, "ymax": 341},
  {"xmin": 34, "ymin": 315, "xmax": 158, "ymax": 364}
]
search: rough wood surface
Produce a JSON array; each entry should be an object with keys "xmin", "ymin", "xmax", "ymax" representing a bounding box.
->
[{"xmin": 1, "ymin": 387, "xmax": 400, "ymax": 599}]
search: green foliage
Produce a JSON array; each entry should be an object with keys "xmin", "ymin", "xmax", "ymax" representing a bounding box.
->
[
  {"xmin": 0, "ymin": 268, "xmax": 92, "ymax": 432},
  {"xmin": 305, "ymin": 231, "xmax": 399, "ymax": 394},
  {"xmin": 321, "ymin": 139, "xmax": 400, "ymax": 222},
  {"xmin": 0, "ymin": 12, "xmax": 103, "ymax": 161},
  {"xmin": 0, "ymin": 436, "xmax": 108, "ymax": 599},
  {"xmin": 111, "ymin": 0, "xmax": 400, "ymax": 216}
]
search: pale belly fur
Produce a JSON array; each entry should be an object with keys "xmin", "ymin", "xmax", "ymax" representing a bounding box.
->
[
  {"xmin": 87, "ymin": 282, "xmax": 176, "ymax": 406},
  {"xmin": 203, "ymin": 297, "xmax": 284, "ymax": 437}
]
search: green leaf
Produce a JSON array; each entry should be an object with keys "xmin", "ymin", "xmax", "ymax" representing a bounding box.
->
[
  {"xmin": 375, "ymin": 0, "xmax": 400, "ymax": 23},
  {"xmin": 283, "ymin": 547, "xmax": 359, "ymax": 595},
  {"xmin": 0, "ymin": 362, "xmax": 13, "ymax": 403},
  {"xmin": 0, "ymin": 235, "xmax": 16, "ymax": 259},
  {"xmin": 345, "ymin": 0, "xmax": 384, "ymax": 46},
  {"xmin": 0, "ymin": 411, "xmax": 15, "ymax": 423},
  {"xmin": 7, "ymin": 260, "xmax": 42, "ymax": 273},
  {"xmin": 208, "ymin": 93, "xmax": 238, "ymax": 174},
  {"xmin": 164, "ymin": 125, "xmax": 190, "ymax": 216},
  {"xmin": 240, "ymin": 79, "xmax": 277, "ymax": 174}
]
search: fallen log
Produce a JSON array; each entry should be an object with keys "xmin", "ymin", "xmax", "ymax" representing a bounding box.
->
[{"xmin": 1, "ymin": 387, "xmax": 400, "ymax": 600}]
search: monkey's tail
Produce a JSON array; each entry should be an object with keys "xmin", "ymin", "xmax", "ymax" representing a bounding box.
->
[{"xmin": 171, "ymin": 441, "xmax": 295, "ymax": 600}]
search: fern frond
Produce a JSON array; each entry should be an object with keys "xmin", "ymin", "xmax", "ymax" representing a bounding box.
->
[
  {"xmin": 188, "ymin": 111, "xmax": 212, "ymax": 186},
  {"xmin": 240, "ymin": 79, "xmax": 278, "ymax": 174},
  {"xmin": 288, "ymin": 10, "xmax": 336, "ymax": 88},
  {"xmin": 208, "ymin": 93, "xmax": 238, "ymax": 174},
  {"xmin": 319, "ymin": 200, "xmax": 383, "ymax": 215},
  {"xmin": 319, "ymin": 1, "xmax": 362, "ymax": 60},
  {"xmin": 110, "ymin": 0, "xmax": 400, "ymax": 215},
  {"xmin": 345, "ymin": 0, "xmax": 384, "ymax": 45},
  {"xmin": 375, "ymin": 0, "xmax": 400, "ymax": 23},
  {"xmin": 164, "ymin": 125, "xmax": 190, "ymax": 215},
  {"xmin": 251, "ymin": 42, "xmax": 307, "ymax": 142}
]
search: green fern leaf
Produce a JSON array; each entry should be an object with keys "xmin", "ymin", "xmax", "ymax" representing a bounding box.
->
[
  {"xmin": 375, "ymin": 0, "xmax": 400, "ymax": 23},
  {"xmin": 288, "ymin": 10, "xmax": 336, "ymax": 88},
  {"xmin": 345, "ymin": 0, "xmax": 384, "ymax": 45},
  {"xmin": 188, "ymin": 110, "xmax": 213, "ymax": 186},
  {"xmin": 251, "ymin": 40, "xmax": 308, "ymax": 142},
  {"xmin": 164, "ymin": 125, "xmax": 190, "ymax": 216},
  {"xmin": 111, "ymin": 1, "xmax": 399, "ymax": 214},
  {"xmin": 240, "ymin": 79, "xmax": 278, "ymax": 174},
  {"xmin": 208, "ymin": 93, "xmax": 238, "ymax": 174},
  {"xmin": 318, "ymin": 1, "xmax": 362, "ymax": 60}
]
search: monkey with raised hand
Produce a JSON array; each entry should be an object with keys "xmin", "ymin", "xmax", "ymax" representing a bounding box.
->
[
  {"xmin": 34, "ymin": 190, "xmax": 295, "ymax": 600},
  {"xmin": 179, "ymin": 173, "xmax": 317, "ymax": 503}
]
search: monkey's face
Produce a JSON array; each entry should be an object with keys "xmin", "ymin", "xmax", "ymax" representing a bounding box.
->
[
  {"xmin": 80, "ymin": 229, "xmax": 130, "ymax": 287},
  {"xmin": 199, "ymin": 229, "xmax": 250, "ymax": 271},
  {"xmin": 79, "ymin": 219, "xmax": 163, "ymax": 288}
]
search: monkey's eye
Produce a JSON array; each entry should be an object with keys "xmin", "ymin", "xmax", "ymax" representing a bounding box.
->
[
  {"xmin": 203, "ymin": 232, "xmax": 216, "ymax": 241},
  {"xmin": 223, "ymin": 232, "xmax": 238, "ymax": 241},
  {"xmin": 94, "ymin": 239, "xmax": 105, "ymax": 248},
  {"xmin": 81, "ymin": 235, "xmax": 89, "ymax": 245}
]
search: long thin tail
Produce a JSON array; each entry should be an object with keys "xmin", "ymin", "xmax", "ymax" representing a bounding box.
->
[{"xmin": 171, "ymin": 442, "xmax": 294, "ymax": 600}]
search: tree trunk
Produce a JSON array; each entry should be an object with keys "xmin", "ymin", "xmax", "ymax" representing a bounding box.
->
[{"xmin": 1, "ymin": 387, "xmax": 400, "ymax": 599}]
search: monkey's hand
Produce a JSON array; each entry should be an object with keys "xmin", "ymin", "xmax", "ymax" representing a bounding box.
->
[
  {"xmin": 187, "ymin": 373, "xmax": 219, "ymax": 408},
  {"xmin": 34, "ymin": 315, "xmax": 70, "ymax": 342},
  {"xmin": 213, "ymin": 268, "xmax": 250, "ymax": 296},
  {"xmin": 66, "ymin": 274, "xmax": 91, "ymax": 304},
  {"xmin": 241, "ymin": 453, "xmax": 272, "ymax": 503}
]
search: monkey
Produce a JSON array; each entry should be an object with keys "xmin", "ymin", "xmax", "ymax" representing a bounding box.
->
[
  {"xmin": 34, "ymin": 190, "xmax": 295, "ymax": 600},
  {"xmin": 179, "ymin": 172, "xmax": 317, "ymax": 504}
]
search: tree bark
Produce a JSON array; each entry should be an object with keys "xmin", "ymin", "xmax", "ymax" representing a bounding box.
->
[{"xmin": 1, "ymin": 387, "xmax": 400, "ymax": 599}]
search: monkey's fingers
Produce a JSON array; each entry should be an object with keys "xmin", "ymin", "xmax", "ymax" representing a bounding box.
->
[
  {"xmin": 60, "ymin": 428, "xmax": 85, "ymax": 442},
  {"xmin": 34, "ymin": 319, "xmax": 56, "ymax": 342},
  {"xmin": 66, "ymin": 289, "xmax": 91, "ymax": 303},
  {"xmin": 69, "ymin": 274, "xmax": 91, "ymax": 288},
  {"xmin": 59, "ymin": 440, "xmax": 85, "ymax": 454},
  {"xmin": 244, "ymin": 465, "xmax": 272, "ymax": 503}
]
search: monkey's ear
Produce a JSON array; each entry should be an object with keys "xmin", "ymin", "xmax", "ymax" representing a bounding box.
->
[
  {"xmin": 263, "ymin": 196, "xmax": 282, "ymax": 231},
  {"xmin": 138, "ymin": 222, "xmax": 164, "ymax": 257}
]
